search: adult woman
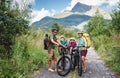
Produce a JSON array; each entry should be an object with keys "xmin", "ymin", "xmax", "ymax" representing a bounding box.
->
[{"xmin": 77, "ymin": 32, "xmax": 87, "ymax": 72}]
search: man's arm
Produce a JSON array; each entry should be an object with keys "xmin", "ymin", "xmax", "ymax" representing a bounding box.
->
[
  {"xmin": 57, "ymin": 40, "xmax": 67, "ymax": 48},
  {"xmin": 50, "ymin": 38, "xmax": 59, "ymax": 46}
]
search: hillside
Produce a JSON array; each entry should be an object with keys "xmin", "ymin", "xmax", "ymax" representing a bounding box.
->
[
  {"xmin": 32, "ymin": 14, "xmax": 91, "ymax": 28},
  {"xmin": 32, "ymin": 2, "xmax": 111, "ymax": 30}
]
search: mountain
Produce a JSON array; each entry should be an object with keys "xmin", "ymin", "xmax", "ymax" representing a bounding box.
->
[
  {"xmin": 32, "ymin": 14, "xmax": 91, "ymax": 28},
  {"xmin": 53, "ymin": 2, "xmax": 111, "ymax": 19},
  {"xmin": 32, "ymin": 2, "xmax": 111, "ymax": 31},
  {"xmin": 85, "ymin": 6, "xmax": 111, "ymax": 19},
  {"xmin": 72, "ymin": 21, "xmax": 88, "ymax": 30},
  {"xmin": 53, "ymin": 11, "xmax": 73, "ymax": 18},
  {"xmin": 71, "ymin": 2, "xmax": 91, "ymax": 13}
]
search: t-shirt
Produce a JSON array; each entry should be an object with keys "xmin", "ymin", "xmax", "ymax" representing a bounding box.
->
[
  {"xmin": 68, "ymin": 40, "xmax": 77, "ymax": 48},
  {"xmin": 77, "ymin": 36, "xmax": 87, "ymax": 47},
  {"xmin": 60, "ymin": 40, "xmax": 68, "ymax": 46},
  {"xmin": 48, "ymin": 35, "xmax": 57, "ymax": 49}
]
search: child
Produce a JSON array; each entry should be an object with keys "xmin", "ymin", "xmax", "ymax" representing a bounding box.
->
[
  {"xmin": 58, "ymin": 36, "xmax": 68, "ymax": 54},
  {"xmin": 60, "ymin": 36, "xmax": 68, "ymax": 46},
  {"xmin": 68, "ymin": 37, "xmax": 77, "ymax": 54}
]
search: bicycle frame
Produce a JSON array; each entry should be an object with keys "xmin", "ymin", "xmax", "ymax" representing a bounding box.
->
[
  {"xmin": 57, "ymin": 46, "xmax": 71, "ymax": 76},
  {"xmin": 71, "ymin": 46, "xmax": 82, "ymax": 76}
]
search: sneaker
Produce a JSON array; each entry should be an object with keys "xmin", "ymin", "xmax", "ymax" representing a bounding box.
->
[
  {"xmin": 58, "ymin": 69, "xmax": 63, "ymax": 72},
  {"xmin": 83, "ymin": 68, "xmax": 86, "ymax": 73},
  {"xmin": 48, "ymin": 68, "xmax": 54, "ymax": 72}
]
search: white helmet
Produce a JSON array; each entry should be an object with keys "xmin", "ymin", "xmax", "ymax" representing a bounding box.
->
[{"xmin": 70, "ymin": 37, "xmax": 75, "ymax": 40}]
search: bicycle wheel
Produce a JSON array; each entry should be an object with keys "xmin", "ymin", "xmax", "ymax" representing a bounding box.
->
[
  {"xmin": 78, "ymin": 55, "xmax": 82, "ymax": 76},
  {"xmin": 57, "ymin": 56, "xmax": 71, "ymax": 76},
  {"xmin": 71, "ymin": 54, "xmax": 74, "ymax": 71},
  {"xmin": 71, "ymin": 53, "xmax": 78, "ymax": 71}
]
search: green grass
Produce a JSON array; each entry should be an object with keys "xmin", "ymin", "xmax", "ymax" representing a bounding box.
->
[
  {"xmin": 92, "ymin": 32, "xmax": 120, "ymax": 76},
  {"xmin": 0, "ymin": 28, "xmax": 77, "ymax": 78},
  {"xmin": 70, "ymin": 69, "xmax": 77, "ymax": 78},
  {"xmin": 0, "ymin": 30, "xmax": 48, "ymax": 78}
]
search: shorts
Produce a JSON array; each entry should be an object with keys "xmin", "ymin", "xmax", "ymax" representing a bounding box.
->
[
  {"xmin": 81, "ymin": 50, "xmax": 87, "ymax": 57},
  {"xmin": 48, "ymin": 48, "xmax": 57, "ymax": 61}
]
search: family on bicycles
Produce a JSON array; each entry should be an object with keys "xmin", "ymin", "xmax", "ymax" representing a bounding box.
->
[
  {"xmin": 44, "ymin": 28, "xmax": 90, "ymax": 74},
  {"xmin": 60, "ymin": 32, "xmax": 87, "ymax": 73}
]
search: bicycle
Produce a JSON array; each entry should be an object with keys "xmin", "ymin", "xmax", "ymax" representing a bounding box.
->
[
  {"xmin": 70, "ymin": 46, "xmax": 82, "ymax": 76},
  {"xmin": 57, "ymin": 46, "xmax": 71, "ymax": 76}
]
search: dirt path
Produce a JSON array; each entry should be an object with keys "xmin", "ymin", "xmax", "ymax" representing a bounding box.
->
[{"xmin": 34, "ymin": 47, "xmax": 119, "ymax": 78}]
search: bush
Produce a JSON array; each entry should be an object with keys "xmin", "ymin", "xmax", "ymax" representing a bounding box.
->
[
  {"xmin": 91, "ymin": 33, "xmax": 120, "ymax": 75},
  {"xmin": 0, "ymin": 30, "xmax": 48, "ymax": 78}
]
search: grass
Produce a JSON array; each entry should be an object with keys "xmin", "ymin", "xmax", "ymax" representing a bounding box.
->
[
  {"xmin": 0, "ymin": 30, "xmax": 48, "ymax": 78},
  {"xmin": 92, "ymin": 31, "xmax": 120, "ymax": 76},
  {"xmin": 70, "ymin": 69, "xmax": 77, "ymax": 78},
  {"xmin": 0, "ymin": 29, "xmax": 71, "ymax": 78}
]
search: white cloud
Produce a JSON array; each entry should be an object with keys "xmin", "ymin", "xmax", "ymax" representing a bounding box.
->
[
  {"xmin": 13, "ymin": 0, "xmax": 56, "ymax": 23},
  {"xmin": 15, "ymin": 0, "xmax": 35, "ymax": 5},
  {"xmin": 108, "ymin": 0, "xmax": 119, "ymax": 6},
  {"xmin": 31, "ymin": 8, "xmax": 56, "ymax": 23},
  {"xmin": 65, "ymin": 0, "xmax": 119, "ymax": 11}
]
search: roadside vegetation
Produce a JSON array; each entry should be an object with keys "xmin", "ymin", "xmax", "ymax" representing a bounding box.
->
[
  {"xmin": 87, "ymin": 2, "xmax": 120, "ymax": 75},
  {"xmin": 0, "ymin": 0, "xmax": 76, "ymax": 77},
  {"xmin": 0, "ymin": 0, "xmax": 48, "ymax": 77},
  {"xmin": 1, "ymin": 0, "xmax": 120, "ymax": 78}
]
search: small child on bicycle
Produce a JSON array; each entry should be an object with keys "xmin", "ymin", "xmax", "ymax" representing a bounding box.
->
[
  {"xmin": 68, "ymin": 37, "xmax": 77, "ymax": 55},
  {"xmin": 60, "ymin": 36, "xmax": 68, "ymax": 46},
  {"xmin": 58, "ymin": 36, "xmax": 68, "ymax": 54}
]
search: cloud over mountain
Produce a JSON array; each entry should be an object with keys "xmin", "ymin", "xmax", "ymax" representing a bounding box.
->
[
  {"xmin": 31, "ymin": 8, "xmax": 56, "ymax": 23},
  {"xmin": 13, "ymin": 0, "xmax": 118, "ymax": 24},
  {"xmin": 65, "ymin": 0, "xmax": 119, "ymax": 11}
]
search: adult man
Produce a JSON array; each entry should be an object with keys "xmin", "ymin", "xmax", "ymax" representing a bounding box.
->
[
  {"xmin": 48, "ymin": 28, "xmax": 63, "ymax": 72},
  {"xmin": 77, "ymin": 32, "xmax": 87, "ymax": 72}
]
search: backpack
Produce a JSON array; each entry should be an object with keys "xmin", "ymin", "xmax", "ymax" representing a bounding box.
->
[
  {"xmin": 83, "ymin": 33, "xmax": 91, "ymax": 48},
  {"xmin": 44, "ymin": 34, "xmax": 50, "ymax": 50}
]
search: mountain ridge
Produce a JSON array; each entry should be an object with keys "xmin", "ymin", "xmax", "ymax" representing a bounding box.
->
[
  {"xmin": 32, "ymin": 14, "xmax": 91, "ymax": 28},
  {"xmin": 32, "ymin": 2, "xmax": 111, "ymax": 31},
  {"xmin": 71, "ymin": 2, "xmax": 91, "ymax": 13}
]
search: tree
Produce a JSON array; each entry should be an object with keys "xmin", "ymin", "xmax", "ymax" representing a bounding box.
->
[
  {"xmin": 111, "ymin": 2, "xmax": 120, "ymax": 32},
  {"xmin": 51, "ymin": 23, "xmax": 61, "ymax": 31},
  {"xmin": 0, "ymin": 0, "xmax": 30, "ymax": 58},
  {"xmin": 87, "ymin": 15, "xmax": 108, "ymax": 37}
]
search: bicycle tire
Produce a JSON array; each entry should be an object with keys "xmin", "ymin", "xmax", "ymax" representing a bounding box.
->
[
  {"xmin": 71, "ymin": 53, "xmax": 78, "ymax": 71},
  {"xmin": 71, "ymin": 54, "xmax": 75, "ymax": 70},
  {"xmin": 78, "ymin": 55, "xmax": 82, "ymax": 76},
  {"xmin": 57, "ymin": 56, "xmax": 71, "ymax": 76}
]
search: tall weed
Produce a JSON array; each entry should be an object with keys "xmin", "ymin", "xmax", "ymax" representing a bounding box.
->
[
  {"xmin": 92, "ymin": 32, "xmax": 120, "ymax": 75},
  {"xmin": 0, "ymin": 30, "xmax": 48, "ymax": 78}
]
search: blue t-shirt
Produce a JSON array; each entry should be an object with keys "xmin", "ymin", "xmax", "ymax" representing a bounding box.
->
[
  {"xmin": 60, "ymin": 40, "xmax": 68, "ymax": 46},
  {"xmin": 78, "ymin": 36, "xmax": 87, "ymax": 47}
]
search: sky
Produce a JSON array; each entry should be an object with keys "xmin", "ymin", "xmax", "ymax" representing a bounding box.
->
[{"xmin": 14, "ymin": 0, "xmax": 119, "ymax": 23}]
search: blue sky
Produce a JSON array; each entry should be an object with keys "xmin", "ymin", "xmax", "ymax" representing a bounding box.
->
[
  {"xmin": 30, "ymin": 0, "xmax": 119, "ymax": 23},
  {"xmin": 31, "ymin": 0, "xmax": 118, "ymax": 12},
  {"xmin": 32, "ymin": 0, "xmax": 70, "ymax": 12}
]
